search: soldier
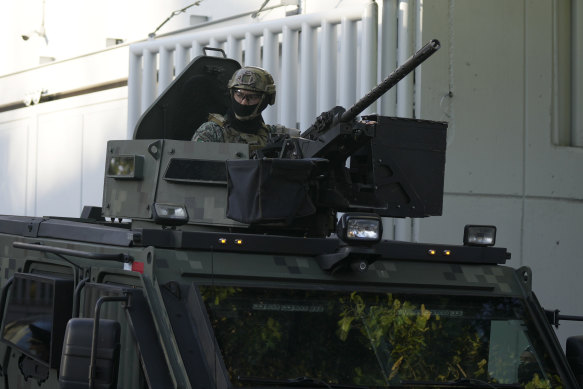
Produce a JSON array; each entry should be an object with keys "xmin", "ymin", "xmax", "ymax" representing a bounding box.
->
[{"xmin": 192, "ymin": 66, "xmax": 296, "ymax": 153}]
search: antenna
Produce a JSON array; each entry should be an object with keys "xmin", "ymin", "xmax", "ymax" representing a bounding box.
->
[{"xmin": 149, "ymin": 1, "xmax": 204, "ymax": 38}]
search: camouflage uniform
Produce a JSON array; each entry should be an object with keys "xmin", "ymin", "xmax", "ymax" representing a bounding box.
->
[{"xmin": 192, "ymin": 113, "xmax": 285, "ymax": 152}]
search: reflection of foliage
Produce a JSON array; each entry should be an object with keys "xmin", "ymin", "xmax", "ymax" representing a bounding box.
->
[
  {"xmin": 201, "ymin": 287, "xmax": 385, "ymax": 384},
  {"xmin": 524, "ymin": 374, "xmax": 551, "ymax": 389},
  {"xmin": 338, "ymin": 292, "xmax": 489, "ymax": 384},
  {"xmin": 201, "ymin": 287, "xmax": 565, "ymax": 388},
  {"xmin": 201, "ymin": 286, "xmax": 241, "ymax": 305},
  {"xmin": 522, "ymin": 373, "xmax": 564, "ymax": 389},
  {"xmin": 261, "ymin": 317, "xmax": 282, "ymax": 349}
]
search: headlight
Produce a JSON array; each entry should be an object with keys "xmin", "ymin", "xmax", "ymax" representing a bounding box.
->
[
  {"xmin": 463, "ymin": 225, "xmax": 496, "ymax": 246},
  {"xmin": 153, "ymin": 203, "xmax": 189, "ymax": 225},
  {"xmin": 107, "ymin": 155, "xmax": 144, "ymax": 179},
  {"xmin": 337, "ymin": 213, "xmax": 383, "ymax": 244}
]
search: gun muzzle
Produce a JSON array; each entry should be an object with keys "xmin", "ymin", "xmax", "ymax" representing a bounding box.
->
[{"xmin": 340, "ymin": 39, "xmax": 441, "ymax": 123}]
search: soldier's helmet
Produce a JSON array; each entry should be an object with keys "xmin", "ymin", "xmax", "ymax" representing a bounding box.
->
[{"xmin": 227, "ymin": 66, "xmax": 276, "ymax": 105}]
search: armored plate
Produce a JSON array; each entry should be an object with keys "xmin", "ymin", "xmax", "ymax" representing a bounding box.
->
[
  {"xmin": 103, "ymin": 139, "xmax": 162, "ymax": 219},
  {"xmin": 132, "ymin": 54, "xmax": 241, "ymax": 141},
  {"xmin": 107, "ymin": 52, "xmax": 245, "ymax": 225},
  {"xmin": 103, "ymin": 139, "xmax": 248, "ymax": 226},
  {"xmin": 155, "ymin": 140, "xmax": 248, "ymax": 226}
]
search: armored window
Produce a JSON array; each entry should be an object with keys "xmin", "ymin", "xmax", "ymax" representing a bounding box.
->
[
  {"xmin": 198, "ymin": 285, "xmax": 566, "ymax": 388},
  {"xmin": 0, "ymin": 273, "xmax": 73, "ymax": 368}
]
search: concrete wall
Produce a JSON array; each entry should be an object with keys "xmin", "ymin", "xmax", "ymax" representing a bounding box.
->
[{"xmin": 421, "ymin": 0, "xmax": 583, "ymax": 348}]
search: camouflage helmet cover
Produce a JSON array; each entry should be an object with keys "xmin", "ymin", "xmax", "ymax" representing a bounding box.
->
[{"xmin": 227, "ymin": 66, "xmax": 276, "ymax": 105}]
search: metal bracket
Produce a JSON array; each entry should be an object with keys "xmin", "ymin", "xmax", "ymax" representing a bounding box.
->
[
  {"xmin": 88, "ymin": 295, "xmax": 129, "ymax": 389},
  {"xmin": 203, "ymin": 47, "xmax": 227, "ymax": 58}
]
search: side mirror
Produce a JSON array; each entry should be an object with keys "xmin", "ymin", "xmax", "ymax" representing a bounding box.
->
[
  {"xmin": 59, "ymin": 318, "xmax": 121, "ymax": 389},
  {"xmin": 566, "ymin": 335, "xmax": 583, "ymax": 387}
]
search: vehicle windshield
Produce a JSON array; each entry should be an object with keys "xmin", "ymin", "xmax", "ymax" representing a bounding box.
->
[{"xmin": 199, "ymin": 286, "xmax": 563, "ymax": 388}]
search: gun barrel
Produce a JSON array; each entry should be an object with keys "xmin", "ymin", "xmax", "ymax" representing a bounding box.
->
[{"xmin": 340, "ymin": 39, "xmax": 441, "ymax": 123}]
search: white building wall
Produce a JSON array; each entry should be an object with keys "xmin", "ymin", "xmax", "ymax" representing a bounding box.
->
[
  {"xmin": 0, "ymin": 0, "xmax": 366, "ymax": 76},
  {"xmin": 0, "ymin": 88, "xmax": 127, "ymax": 218}
]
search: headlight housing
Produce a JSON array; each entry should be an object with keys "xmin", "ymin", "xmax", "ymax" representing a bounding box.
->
[
  {"xmin": 336, "ymin": 213, "xmax": 383, "ymax": 244},
  {"xmin": 153, "ymin": 203, "xmax": 189, "ymax": 226},
  {"xmin": 107, "ymin": 155, "xmax": 144, "ymax": 179},
  {"xmin": 463, "ymin": 225, "xmax": 496, "ymax": 246}
]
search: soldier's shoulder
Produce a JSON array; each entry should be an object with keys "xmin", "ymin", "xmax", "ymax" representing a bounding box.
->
[
  {"xmin": 192, "ymin": 117, "xmax": 225, "ymax": 142},
  {"xmin": 208, "ymin": 113, "xmax": 226, "ymax": 126}
]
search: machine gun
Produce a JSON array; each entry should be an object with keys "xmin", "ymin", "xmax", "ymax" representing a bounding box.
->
[
  {"xmin": 227, "ymin": 39, "xmax": 447, "ymax": 235},
  {"xmin": 260, "ymin": 39, "xmax": 441, "ymax": 160},
  {"xmin": 304, "ymin": 39, "xmax": 441, "ymax": 140}
]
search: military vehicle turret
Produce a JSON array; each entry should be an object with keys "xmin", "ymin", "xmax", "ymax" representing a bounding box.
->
[{"xmin": 0, "ymin": 39, "xmax": 582, "ymax": 389}]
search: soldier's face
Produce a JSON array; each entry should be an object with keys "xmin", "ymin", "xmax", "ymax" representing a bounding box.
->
[{"xmin": 233, "ymin": 89, "xmax": 263, "ymax": 105}]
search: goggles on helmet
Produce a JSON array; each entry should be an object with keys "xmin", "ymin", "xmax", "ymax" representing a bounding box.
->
[{"xmin": 233, "ymin": 89, "xmax": 263, "ymax": 105}]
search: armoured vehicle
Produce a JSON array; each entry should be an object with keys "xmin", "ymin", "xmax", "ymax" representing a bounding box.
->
[{"xmin": 0, "ymin": 39, "xmax": 582, "ymax": 389}]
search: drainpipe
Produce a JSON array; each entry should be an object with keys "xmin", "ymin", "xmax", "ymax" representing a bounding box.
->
[
  {"xmin": 339, "ymin": 17, "xmax": 357, "ymax": 108},
  {"xmin": 262, "ymin": 29, "xmax": 279, "ymax": 124},
  {"xmin": 411, "ymin": 0, "xmax": 423, "ymax": 242},
  {"xmin": 397, "ymin": 0, "xmax": 414, "ymax": 118},
  {"xmin": 127, "ymin": 51, "xmax": 141, "ymax": 138},
  {"xmin": 380, "ymin": 0, "xmax": 398, "ymax": 240},
  {"xmin": 574, "ymin": 0, "xmax": 583, "ymax": 146},
  {"xmin": 380, "ymin": 0, "xmax": 398, "ymax": 116},
  {"xmin": 318, "ymin": 20, "xmax": 337, "ymax": 113},
  {"xmin": 299, "ymin": 22, "xmax": 317, "ymax": 130},
  {"xmin": 394, "ymin": 0, "xmax": 414, "ymax": 242},
  {"xmin": 281, "ymin": 26, "xmax": 299, "ymax": 128},
  {"xmin": 360, "ymin": 1, "xmax": 378, "ymax": 116}
]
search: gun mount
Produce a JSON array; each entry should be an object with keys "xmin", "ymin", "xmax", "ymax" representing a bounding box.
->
[
  {"xmin": 102, "ymin": 41, "xmax": 446, "ymax": 237},
  {"xmin": 227, "ymin": 40, "xmax": 446, "ymax": 234}
]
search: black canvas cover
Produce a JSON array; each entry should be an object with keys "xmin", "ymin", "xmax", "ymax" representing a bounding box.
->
[{"xmin": 226, "ymin": 159, "xmax": 327, "ymax": 224}]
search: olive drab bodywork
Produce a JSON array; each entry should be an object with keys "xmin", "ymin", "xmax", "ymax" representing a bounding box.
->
[{"xmin": 0, "ymin": 42, "xmax": 582, "ymax": 389}]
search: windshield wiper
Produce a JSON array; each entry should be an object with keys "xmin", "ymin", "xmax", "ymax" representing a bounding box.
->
[
  {"xmin": 399, "ymin": 378, "xmax": 522, "ymax": 388},
  {"xmin": 236, "ymin": 376, "xmax": 369, "ymax": 388}
]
